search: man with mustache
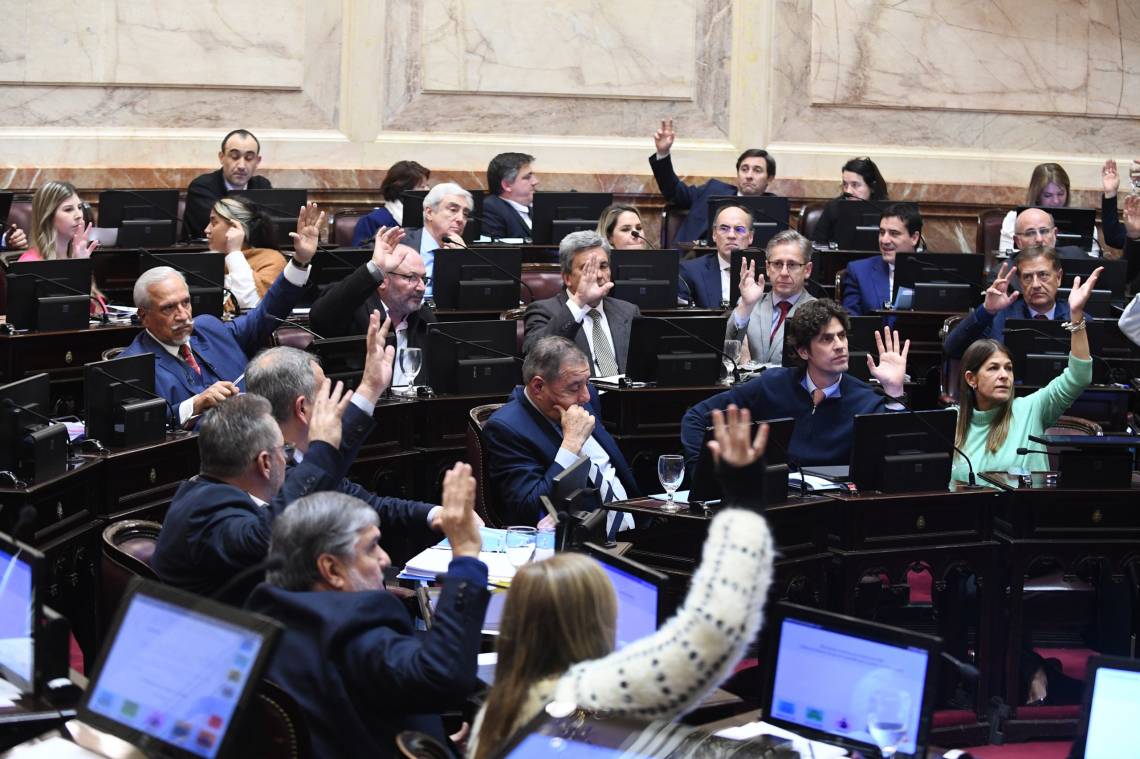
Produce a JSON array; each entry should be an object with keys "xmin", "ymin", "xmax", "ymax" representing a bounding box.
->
[{"xmin": 182, "ymin": 129, "xmax": 273, "ymax": 242}]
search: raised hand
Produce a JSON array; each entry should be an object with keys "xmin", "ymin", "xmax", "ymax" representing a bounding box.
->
[
  {"xmin": 1067, "ymin": 266, "xmax": 1104, "ymax": 321},
  {"xmin": 567, "ymin": 251, "xmax": 613, "ymax": 308},
  {"xmin": 983, "ymin": 262, "xmax": 1020, "ymax": 314},
  {"xmin": 653, "ymin": 118, "xmax": 676, "ymax": 156},
  {"xmin": 288, "ymin": 202, "xmax": 326, "ymax": 264},
  {"xmin": 736, "ymin": 257, "xmax": 766, "ymax": 313},
  {"xmin": 307, "ymin": 377, "xmax": 352, "ymax": 449},
  {"xmin": 557, "ymin": 404, "xmax": 595, "ymax": 455},
  {"xmin": 1102, "ymin": 159, "xmax": 1120, "ymax": 198},
  {"xmin": 866, "ymin": 325, "xmax": 909, "ymax": 398},
  {"xmin": 370, "ymin": 225, "xmax": 409, "ymax": 274},
  {"xmin": 1123, "ymin": 195, "xmax": 1140, "ymax": 240},
  {"xmin": 439, "ymin": 462, "xmax": 481, "ymax": 558},
  {"xmin": 356, "ymin": 311, "xmax": 395, "ymax": 403},
  {"xmin": 71, "ymin": 222, "xmax": 99, "ymax": 258},
  {"xmin": 706, "ymin": 404, "xmax": 768, "ymax": 468}
]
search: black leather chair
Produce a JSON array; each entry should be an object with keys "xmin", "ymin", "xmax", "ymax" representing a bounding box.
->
[
  {"xmin": 231, "ymin": 680, "xmax": 313, "ymax": 759},
  {"xmin": 467, "ymin": 403, "xmax": 506, "ymax": 527}
]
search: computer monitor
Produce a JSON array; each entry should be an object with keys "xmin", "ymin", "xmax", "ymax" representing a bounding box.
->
[
  {"xmin": 689, "ymin": 417, "xmax": 795, "ymax": 506},
  {"xmin": 832, "ymin": 200, "xmax": 883, "ymax": 251},
  {"xmin": 726, "ymin": 248, "xmax": 767, "ymax": 309},
  {"xmin": 84, "ymin": 353, "xmax": 168, "ymax": 449},
  {"xmin": 425, "ymin": 320, "xmax": 521, "ymax": 395},
  {"xmin": 97, "ymin": 190, "xmax": 180, "ymax": 247},
  {"xmin": 762, "ymin": 602, "xmax": 940, "ymax": 759},
  {"xmin": 400, "ymin": 189, "xmax": 485, "ymax": 244},
  {"xmin": 530, "ymin": 192, "xmax": 613, "ymax": 245},
  {"xmin": 609, "ymin": 249, "xmax": 680, "ymax": 309},
  {"xmin": 849, "ymin": 409, "xmax": 956, "ymax": 493},
  {"xmin": 1056, "ymin": 287, "xmax": 1114, "ymax": 319},
  {"xmin": 78, "ymin": 578, "xmax": 280, "ymax": 759},
  {"xmin": 0, "ymin": 191, "xmax": 13, "ymax": 227},
  {"xmin": 307, "ymin": 335, "xmax": 366, "ymax": 386},
  {"xmin": 1056, "ymin": 256, "xmax": 1127, "ymax": 297},
  {"xmin": 1071, "ymin": 655, "xmax": 1140, "ymax": 759},
  {"xmin": 0, "ymin": 531, "xmax": 42, "ymax": 694},
  {"xmin": 140, "ymin": 251, "xmax": 227, "ymax": 318},
  {"xmin": 431, "ymin": 248, "xmax": 523, "ymax": 310},
  {"xmin": 299, "ymin": 248, "xmax": 371, "ymax": 307},
  {"xmin": 0, "ymin": 373, "xmax": 68, "ymax": 485},
  {"xmin": 1015, "ymin": 206, "xmax": 1097, "ymax": 251},
  {"xmin": 1003, "ymin": 319, "xmax": 1140, "ymax": 386},
  {"xmin": 234, "ymin": 189, "xmax": 308, "ymax": 246},
  {"xmin": 6, "ymin": 258, "xmax": 94, "ymax": 331},
  {"xmin": 581, "ymin": 543, "xmax": 668, "ymax": 649},
  {"xmin": 625, "ymin": 315, "xmax": 724, "ymax": 386},
  {"xmin": 894, "ymin": 253, "xmax": 985, "ymax": 294},
  {"xmin": 705, "ymin": 195, "xmax": 791, "ymax": 248}
]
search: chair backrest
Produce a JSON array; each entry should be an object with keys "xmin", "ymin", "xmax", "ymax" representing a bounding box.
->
[
  {"xmin": 661, "ymin": 206, "xmax": 690, "ymax": 248},
  {"xmin": 977, "ymin": 208, "xmax": 1007, "ymax": 254},
  {"xmin": 521, "ymin": 264, "xmax": 563, "ymax": 304},
  {"xmin": 7, "ymin": 199, "xmax": 32, "ymax": 238},
  {"xmin": 938, "ymin": 314, "xmax": 965, "ymax": 404},
  {"xmin": 798, "ymin": 201, "xmax": 827, "ymax": 240},
  {"xmin": 501, "ymin": 307, "xmax": 526, "ymax": 354},
  {"xmin": 273, "ymin": 326, "xmax": 315, "ymax": 350},
  {"xmin": 332, "ymin": 209, "xmax": 368, "ymax": 247},
  {"xmin": 101, "ymin": 346, "xmax": 127, "ymax": 362},
  {"xmin": 396, "ymin": 730, "xmax": 452, "ymax": 759},
  {"xmin": 100, "ymin": 520, "xmax": 161, "ymax": 635},
  {"xmin": 1043, "ymin": 415, "xmax": 1103, "ymax": 469},
  {"xmin": 467, "ymin": 403, "xmax": 505, "ymax": 527},
  {"xmin": 231, "ymin": 679, "xmax": 313, "ymax": 759},
  {"xmin": 177, "ymin": 196, "xmax": 186, "ymax": 241}
]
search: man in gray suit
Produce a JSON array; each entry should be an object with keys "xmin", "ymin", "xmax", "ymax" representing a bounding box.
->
[
  {"xmin": 726, "ymin": 229, "xmax": 816, "ymax": 366},
  {"xmin": 523, "ymin": 230, "xmax": 641, "ymax": 377}
]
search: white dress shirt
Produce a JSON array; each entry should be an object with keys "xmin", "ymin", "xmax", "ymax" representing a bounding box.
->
[
  {"xmin": 563, "ymin": 297, "xmax": 618, "ymax": 377},
  {"xmin": 418, "ymin": 230, "xmax": 438, "ymax": 299},
  {"xmin": 719, "ymin": 256, "xmax": 731, "ymax": 304},
  {"xmin": 504, "ymin": 198, "xmax": 533, "ymax": 230}
]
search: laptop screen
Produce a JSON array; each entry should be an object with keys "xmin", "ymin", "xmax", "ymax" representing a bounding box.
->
[
  {"xmin": 0, "ymin": 542, "xmax": 34, "ymax": 689},
  {"xmin": 769, "ymin": 616, "xmax": 932, "ymax": 757},
  {"xmin": 84, "ymin": 592, "xmax": 270, "ymax": 758},
  {"xmin": 1082, "ymin": 664, "xmax": 1140, "ymax": 758},
  {"xmin": 601, "ymin": 562, "xmax": 660, "ymax": 649}
]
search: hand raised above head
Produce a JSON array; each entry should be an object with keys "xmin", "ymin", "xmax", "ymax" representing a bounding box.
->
[
  {"xmin": 1102, "ymin": 159, "xmax": 1120, "ymax": 197},
  {"xmin": 1067, "ymin": 266, "xmax": 1104, "ymax": 319},
  {"xmin": 567, "ymin": 252, "xmax": 613, "ymax": 308},
  {"xmin": 706, "ymin": 404, "xmax": 768, "ymax": 469},
  {"xmin": 737, "ymin": 256, "xmax": 766, "ymax": 311},
  {"xmin": 439, "ymin": 462, "xmax": 481, "ymax": 558},
  {"xmin": 357, "ymin": 311, "xmax": 395, "ymax": 404},
  {"xmin": 1123, "ymin": 195, "xmax": 1140, "ymax": 239},
  {"xmin": 983, "ymin": 261, "xmax": 1020, "ymax": 314},
  {"xmin": 653, "ymin": 118, "xmax": 676, "ymax": 155},
  {"xmin": 307, "ymin": 377, "xmax": 352, "ymax": 448},
  {"xmin": 288, "ymin": 202, "xmax": 326, "ymax": 263},
  {"xmin": 866, "ymin": 325, "xmax": 909, "ymax": 398}
]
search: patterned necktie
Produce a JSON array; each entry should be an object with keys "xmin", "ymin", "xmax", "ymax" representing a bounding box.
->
[
  {"xmin": 1033, "ymin": 313, "xmax": 1048, "ymax": 320},
  {"xmin": 179, "ymin": 343, "xmax": 202, "ymax": 376},
  {"xmin": 587, "ymin": 309, "xmax": 619, "ymax": 376},
  {"xmin": 811, "ymin": 388, "xmax": 826, "ymax": 407},
  {"xmin": 770, "ymin": 300, "xmax": 792, "ymax": 341}
]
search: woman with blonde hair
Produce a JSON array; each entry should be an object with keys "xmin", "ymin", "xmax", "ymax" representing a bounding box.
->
[
  {"xmin": 20, "ymin": 180, "xmax": 105, "ymax": 310},
  {"xmin": 205, "ymin": 196, "xmax": 286, "ymax": 309},
  {"xmin": 469, "ymin": 405, "xmax": 775, "ymax": 758},
  {"xmin": 596, "ymin": 203, "xmax": 650, "ymax": 249}
]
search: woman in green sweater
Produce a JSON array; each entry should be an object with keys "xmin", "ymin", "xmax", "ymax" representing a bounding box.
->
[{"xmin": 952, "ymin": 263, "xmax": 1103, "ymax": 484}]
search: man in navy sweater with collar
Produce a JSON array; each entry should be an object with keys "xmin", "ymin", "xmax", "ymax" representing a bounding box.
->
[{"xmin": 681, "ymin": 299, "xmax": 907, "ymax": 470}]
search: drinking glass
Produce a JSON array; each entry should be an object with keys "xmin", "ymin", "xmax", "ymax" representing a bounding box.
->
[
  {"xmin": 397, "ymin": 347, "xmax": 422, "ymax": 396},
  {"xmin": 535, "ymin": 526, "xmax": 556, "ymax": 561},
  {"xmin": 722, "ymin": 339, "xmax": 742, "ymax": 383},
  {"xmin": 866, "ymin": 688, "xmax": 911, "ymax": 759},
  {"xmin": 657, "ymin": 454, "xmax": 685, "ymax": 512},
  {"xmin": 505, "ymin": 526, "xmax": 537, "ymax": 568}
]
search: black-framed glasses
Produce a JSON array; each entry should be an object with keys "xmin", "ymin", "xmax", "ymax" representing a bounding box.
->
[{"xmin": 390, "ymin": 271, "xmax": 432, "ymax": 286}]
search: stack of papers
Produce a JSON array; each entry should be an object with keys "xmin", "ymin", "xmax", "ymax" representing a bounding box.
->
[{"xmin": 401, "ymin": 528, "xmax": 517, "ymax": 583}]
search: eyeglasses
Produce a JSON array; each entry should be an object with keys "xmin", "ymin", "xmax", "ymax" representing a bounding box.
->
[
  {"xmin": 766, "ymin": 260, "xmax": 805, "ymax": 273},
  {"xmin": 390, "ymin": 271, "xmax": 432, "ymax": 286},
  {"xmin": 715, "ymin": 224, "xmax": 750, "ymax": 236},
  {"xmin": 1015, "ymin": 227, "xmax": 1054, "ymax": 239}
]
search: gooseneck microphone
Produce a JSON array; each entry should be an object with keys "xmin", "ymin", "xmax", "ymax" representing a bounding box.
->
[
  {"xmin": 427, "ymin": 327, "xmax": 524, "ymax": 364},
  {"xmin": 440, "ymin": 235, "xmax": 536, "ymax": 303},
  {"xmin": 8, "ymin": 269, "xmax": 109, "ymax": 324},
  {"xmin": 137, "ymin": 248, "xmax": 242, "ymax": 317},
  {"xmin": 873, "ymin": 387, "xmax": 976, "ymax": 486},
  {"xmin": 264, "ymin": 314, "xmax": 325, "ymax": 340},
  {"xmin": 637, "ymin": 315, "xmax": 741, "ymax": 383}
]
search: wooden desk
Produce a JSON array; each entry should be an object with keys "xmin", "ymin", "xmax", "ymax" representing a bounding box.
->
[{"xmin": 85, "ymin": 432, "xmax": 200, "ymax": 522}]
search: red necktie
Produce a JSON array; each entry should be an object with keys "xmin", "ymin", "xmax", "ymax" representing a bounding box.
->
[
  {"xmin": 180, "ymin": 344, "xmax": 202, "ymax": 376},
  {"xmin": 770, "ymin": 300, "xmax": 792, "ymax": 340}
]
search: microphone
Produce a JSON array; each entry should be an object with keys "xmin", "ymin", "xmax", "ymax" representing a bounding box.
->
[
  {"xmin": 2, "ymin": 397, "xmax": 76, "ymax": 460},
  {"xmin": 137, "ymin": 248, "xmax": 242, "ymax": 316},
  {"xmin": 873, "ymin": 388, "xmax": 976, "ymax": 486},
  {"xmin": 8, "ymin": 269, "xmax": 109, "ymax": 324},
  {"xmin": 212, "ymin": 555, "xmax": 285, "ymax": 602},
  {"xmin": 1001, "ymin": 327, "xmax": 1115, "ymax": 380},
  {"xmin": 1016, "ymin": 447, "xmax": 1052, "ymax": 456},
  {"xmin": 629, "ymin": 229, "xmax": 654, "ymax": 249},
  {"xmin": 941, "ymin": 651, "xmax": 980, "ymax": 686},
  {"xmin": 265, "ymin": 314, "xmax": 325, "ymax": 340},
  {"xmin": 900, "ymin": 253, "xmax": 985, "ymax": 294},
  {"xmin": 637, "ymin": 315, "xmax": 741, "ymax": 383},
  {"xmin": 440, "ymin": 235, "xmax": 536, "ymax": 303},
  {"xmin": 100, "ymin": 189, "xmax": 183, "ymax": 226},
  {"xmin": 88, "ymin": 366, "xmax": 179, "ymax": 433},
  {"xmin": 427, "ymin": 326, "xmax": 524, "ymax": 364}
]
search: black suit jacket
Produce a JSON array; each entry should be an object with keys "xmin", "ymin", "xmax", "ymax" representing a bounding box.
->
[
  {"xmin": 522, "ymin": 290, "xmax": 640, "ymax": 376},
  {"xmin": 182, "ymin": 168, "xmax": 272, "ymax": 241},
  {"xmin": 482, "ymin": 195, "xmax": 531, "ymax": 240}
]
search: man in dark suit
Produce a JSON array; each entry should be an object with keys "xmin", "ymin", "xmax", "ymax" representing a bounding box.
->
[
  {"xmin": 246, "ymin": 472, "xmax": 488, "ymax": 758},
  {"xmin": 523, "ymin": 230, "xmax": 640, "ymax": 376},
  {"xmin": 943, "ymin": 247, "xmax": 1071, "ymax": 359},
  {"xmin": 679, "ymin": 203, "xmax": 754, "ymax": 307},
  {"xmin": 843, "ymin": 203, "xmax": 922, "ymax": 316},
  {"xmin": 482, "ymin": 152, "xmax": 538, "ymax": 240},
  {"xmin": 1012, "ymin": 207, "xmax": 1091, "ymax": 261},
  {"xmin": 649, "ymin": 118, "xmax": 777, "ymax": 244},
  {"xmin": 182, "ymin": 129, "xmax": 273, "ymax": 241},
  {"xmin": 483, "ymin": 336, "xmax": 640, "ymax": 527},
  {"xmin": 398, "ymin": 181, "xmax": 472, "ymax": 299},
  {"xmin": 123, "ymin": 203, "xmax": 325, "ymax": 427}
]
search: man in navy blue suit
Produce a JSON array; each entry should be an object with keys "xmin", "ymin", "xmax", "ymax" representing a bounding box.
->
[
  {"xmin": 843, "ymin": 203, "xmax": 923, "ymax": 316},
  {"xmin": 943, "ymin": 247, "xmax": 1071, "ymax": 359},
  {"xmin": 247, "ymin": 469, "xmax": 489, "ymax": 758},
  {"xmin": 482, "ymin": 152, "xmax": 539, "ymax": 240},
  {"xmin": 649, "ymin": 118, "xmax": 777, "ymax": 244},
  {"xmin": 123, "ymin": 203, "xmax": 325, "ymax": 427},
  {"xmin": 679, "ymin": 203, "xmax": 754, "ymax": 307},
  {"xmin": 482, "ymin": 336, "xmax": 639, "ymax": 528}
]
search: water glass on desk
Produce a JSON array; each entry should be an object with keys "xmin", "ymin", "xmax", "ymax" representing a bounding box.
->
[
  {"xmin": 722, "ymin": 339, "xmax": 742, "ymax": 384},
  {"xmin": 505, "ymin": 526, "xmax": 537, "ymax": 567},
  {"xmin": 867, "ymin": 688, "xmax": 910, "ymax": 758},
  {"xmin": 395, "ymin": 347, "xmax": 422, "ymax": 397},
  {"xmin": 657, "ymin": 454, "xmax": 685, "ymax": 512}
]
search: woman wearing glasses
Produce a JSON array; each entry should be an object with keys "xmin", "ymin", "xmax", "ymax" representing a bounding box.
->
[{"xmin": 810, "ymin": 157, "xmax": 889, "ymax": 247}]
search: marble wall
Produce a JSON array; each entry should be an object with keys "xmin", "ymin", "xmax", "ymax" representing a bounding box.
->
[{"xmin": 0, "ymin": 0, "xmax": 1136, "ymax": 222}]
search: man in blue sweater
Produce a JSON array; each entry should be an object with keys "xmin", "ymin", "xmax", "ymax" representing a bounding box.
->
[{"xmin": 681, "ymin": 299, "xmax": 907, "ymax": 469}]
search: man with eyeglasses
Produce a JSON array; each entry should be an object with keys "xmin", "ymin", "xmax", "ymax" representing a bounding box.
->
[
  {"xmin": 943, "ymin": 246, "xmax": 1070, "ymax": 359},
  {"xmin": 843, "ymin": 203, "xmax": 922, "ymax": 316},
  {"xmin": 679, "ymin": 204, "xmax": 756, "ymax": 308},
  {"xmin": 182, "ymin": 129, "xmax": 273, "ymax": 242},
  {"xmin": 725, "ymin": 229, "xmax": 816, "ymax": 365},
  {"xmin": 310, "ymin": 230, "xmax": 439, "ymax": 388},
  {"xmin": 1011, "ymin": 207, "xmax": 1090, "ymax": 260}
]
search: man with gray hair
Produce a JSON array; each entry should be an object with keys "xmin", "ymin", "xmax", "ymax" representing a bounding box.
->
[
  {"xmin": 482, "ymin": 335, "xmax": 639, "ymax": 528},
  {"xmin": 727, "ymin": 228, "xmax": 816, "ymax": 366},
  {"xmin": 245, "ymin": 464, "xmax": 488, "ymax": 757},
  {"xmin": 121, "ymin": 203, "xmax": 326, "ymax": 426},
  {"xmin": 401, "ymin": 180, "xmax": 473, "ymax": 299},
  {"xmin": 522, "ymin": 230, "xmax": 641, "ymax": 377}
]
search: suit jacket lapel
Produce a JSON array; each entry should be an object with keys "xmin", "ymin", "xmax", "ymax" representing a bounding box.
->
[{"xmin": 606, "ymin": 298, "xmax": 631, "ymax": 374}]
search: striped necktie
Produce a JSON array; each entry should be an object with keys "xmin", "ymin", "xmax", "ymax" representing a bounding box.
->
[{"xmin": 588, "ymin": 309, "xmax": 619, "ymax": 376}]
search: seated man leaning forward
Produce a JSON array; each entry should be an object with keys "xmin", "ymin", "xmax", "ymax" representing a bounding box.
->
[
  {"xmin": 154, "ymin": 314, "xmax": 394, "ymax": 601},
  {"xmin": 122, "ymin": 203, "xmax": 325, "ymax": 426},
  {"xmin": 682, "ymin": 299, "xmax": 907, "ymax": 470},
  {"xmin": 246, "ymin": 466, "xmax": 490, "ymax": 759},
  {"xmin": 482, "ymin": 336, "xmax": 640, "ymax": 530}
]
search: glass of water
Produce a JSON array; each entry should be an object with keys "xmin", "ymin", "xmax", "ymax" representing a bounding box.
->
[
  {"xmin": 397, "ymin": 347, "xmax": 422, "ymax": 396},
  {"xmin": 722, "ymin": 339, "xmax": 742, "ymax": 383},
  {"xmin": 657, "ymin": 454, "xmax": 685, "ymax": 512},
  {"xmin": 505, "ymin": 526, "xmax": 537, "ymax": 568},
  {"xmin": 866, "ymin": 688, "xmax": 911, "ymax": 758}
]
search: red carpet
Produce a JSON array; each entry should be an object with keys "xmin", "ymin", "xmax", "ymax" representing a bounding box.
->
[{"xmin": 963, "ymin": 741, "xmax": 1071, "ymax": 759}]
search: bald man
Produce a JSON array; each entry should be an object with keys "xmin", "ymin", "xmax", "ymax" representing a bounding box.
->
[{"xmin": 1012, "ymin": 208, "xmax": 1093, "ymax": 260}]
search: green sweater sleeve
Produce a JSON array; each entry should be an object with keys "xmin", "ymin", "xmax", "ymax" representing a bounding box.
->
[{"xmin": 1026, "ymin": 353, "xmax": 1093, "ymax": 428}]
